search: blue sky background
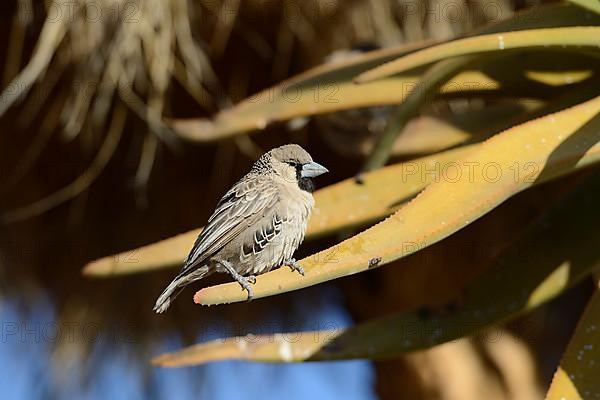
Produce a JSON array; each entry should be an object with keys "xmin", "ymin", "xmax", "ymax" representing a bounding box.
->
[{"xmin": 0, "ymin": 289, "xmax": 377, "ymax": 400}]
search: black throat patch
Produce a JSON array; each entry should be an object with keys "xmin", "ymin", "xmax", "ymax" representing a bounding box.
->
[{"xmin": 296, "ymin": 166, "xmax": 314, "ymax": 192}]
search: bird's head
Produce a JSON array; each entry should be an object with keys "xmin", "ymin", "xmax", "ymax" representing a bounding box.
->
[{"xmin": 264, "ymin": 144, "xmax": 328, "ymax": 192}]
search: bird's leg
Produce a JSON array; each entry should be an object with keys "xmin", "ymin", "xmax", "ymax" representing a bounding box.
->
[
  {"xmin": 285, "ymin": 258, "xmax": 305, "ymax": 276},
  {"xmin": 217, "ymin": 260, "xmax": 256, "ymax": 301}
]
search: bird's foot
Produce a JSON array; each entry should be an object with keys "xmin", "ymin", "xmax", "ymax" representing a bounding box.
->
[
  {"xmin": 233, "ymin": 275, "xmax": 255, "ymax": 301},
  {"xmin": 218, "ymin": 260, "xmax": 256, "ymax": 301},
  {"xmin": 286, "ymin": 258, "xmax": 305, "ymax": 276}
]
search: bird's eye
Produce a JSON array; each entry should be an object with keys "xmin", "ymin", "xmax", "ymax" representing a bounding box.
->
[{"xmin": 286, "ymin": 161, "xmax": 299, "ymax": 167}]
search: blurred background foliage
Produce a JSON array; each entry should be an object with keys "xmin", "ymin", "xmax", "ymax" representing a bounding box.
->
[{"xmin": 1, "ymin": 0, "xmax": 599, "ymax": 399}]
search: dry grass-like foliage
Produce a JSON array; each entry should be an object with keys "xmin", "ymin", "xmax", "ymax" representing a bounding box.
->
[
  {"xmin": 0, "ymin": 0, "xmax": 516, "ymax": 222},
  {"xmin": 6, "ymin": 1, "xmax": 582, "ymax": 400}
]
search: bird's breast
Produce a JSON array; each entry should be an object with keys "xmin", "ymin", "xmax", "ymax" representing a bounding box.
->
[{"xmin": 236, "ymin": 186, "xmax": 313, "ymax": 276}]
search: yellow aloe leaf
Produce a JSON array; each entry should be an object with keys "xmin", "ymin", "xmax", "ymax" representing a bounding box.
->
[
  {"xmin": 525, "ymin": 70, "xmax": 593, "ymax": 87},
  {"xmin": 83, "ymin": 96, "xmax": 547, "ymax": 277},
  {"xmin": 363, "ymin": 48, "xmax": 599, "ymax": 170},
  {"xmin": 82, "ymin": 230, "xmax": 200, "ymax": 276},
  {"xmin": 175, "ymin": 60, "xmax": 585, "ymax": 142},
  {"xmin": 363, "ymin": 55, "xmax": 478, "ymax": 172},
  {"xmin": 400, "ymin": 76, "xmax": 595, "ymax": 158},
  {"xmin": 546, "ymin": 282, "xmax": 600, "ymax": 399},
  {"xmin": 195, "ymin": 95, "xmax": 600, "ymax": 306},
  {"xmin": 171, "ymin": 71, "xmax": 496, "ymax": 142},
  {"xmin": 171, "ymin": 3, "xmax": 600, "ymax": 142},
  {"xmin": 169, "ymin": 40, "xmax": 434, "ymax": 141},
  {"xmin": 393, "ymin": 100, "xmax": 541, "ymax": 155},
  {"xmin": 357, "ymin": 27, "xmax": 600, "ymax": 83},
  {"xmin": 152, "ymin": 330, "xmax": 337, "ymax": 367},
  {"xmin": 319, "ymin": 102, "xmax": 533, "ymax": 158},
  {"xmin": 393, "ymin": 115, "xmax": 491, "ymax": 155},
  {"xmin": 83, "ymin": 145, "xmax": 475, "ymax": 276},
  {"xmin": 153, "ymin": 173, "xmax": 600, "ymax": 366},
  {"xmin": 475, "ymin": 50, "xmax": 600, "ymax": 101},
  {"xmin": 87, "ymin": 96, "xmax": 546, "ymax": 277},
  {"xmin": 172, "ymin": 64, "xmax": 586, "ymax": 144}
]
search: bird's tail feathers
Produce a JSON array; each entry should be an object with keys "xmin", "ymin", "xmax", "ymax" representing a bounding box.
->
[{"xmin": 153, "ymin": 265, "xmax": 210, "ymax": 313}]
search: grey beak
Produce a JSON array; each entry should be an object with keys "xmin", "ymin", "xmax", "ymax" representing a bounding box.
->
[{"xmin": 301, "ymin": 161, "xmax": 329, "ymax": 178}]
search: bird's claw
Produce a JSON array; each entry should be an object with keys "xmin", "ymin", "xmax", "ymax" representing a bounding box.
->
[
  {"xmin": 219, "ymin": 260, "xmax": 256, "ymax": 302},
  {"xmin": 245, "ymin": 288, "xmax": 254, "ymax": 302},
  {"xmin": 237, "ymin": 275, "xmax": 256, "ymax": 302},
  {"xmin": 287, "ymin": 258, "xmax": 305, "ymax": 276}
]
